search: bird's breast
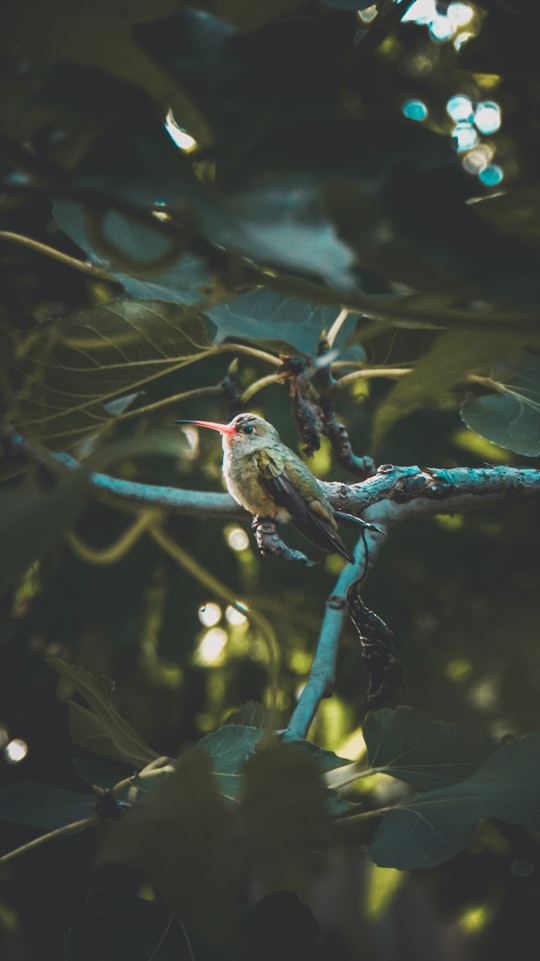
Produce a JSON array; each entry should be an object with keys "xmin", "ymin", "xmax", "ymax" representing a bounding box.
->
[{"xmin": 223, "ymin": 449, "xmax": 285, "ymax": 519}]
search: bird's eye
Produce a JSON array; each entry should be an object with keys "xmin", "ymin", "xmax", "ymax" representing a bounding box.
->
[{"xmin": 242, "ymin": 423, "xmax": 254, "ymax": 435}]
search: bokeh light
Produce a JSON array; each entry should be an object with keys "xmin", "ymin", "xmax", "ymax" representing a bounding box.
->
[
  {"xmin": 4, "ymin": 738, "xmax": 28, "ymax": 764},
  {"xmin": 474, "ymin": 101, "xmax": 502, "ymax": 135},
  {"xmin": 479, "ymin": 164, "xmax": 504, "ymax": 186},
  {"xmin": 402, "ymin": 98, "xmax": 429, "ymax": 121},
  {"xmin": 195, "ymin": 628, "xmax": 228, "ymax": 665},
  {"xmin": 198, "ymin": 602, "xmax": 222, "ymax": 627},
  {"xmin": 446, "ymin": 94, "xmax": 474, "ymax": 123},
  {"xmin": 164, "ymin": 110, "xmax": 198, "ymax": 152},
  {"xmin": 225, "ymin": 604, "xmax": 248, "ymax": 625},
  {"xmin": 453, "ymin": 121, "xmax": 479, "ymax": 152},
  {"xmin": 226, "ymin": 527, "xmax": 250, "ymax": 551}
]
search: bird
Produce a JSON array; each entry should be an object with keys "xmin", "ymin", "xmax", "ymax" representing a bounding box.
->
[{"xmin": 176, "ymin": 412, "xmax": 355, "ymax": 563}]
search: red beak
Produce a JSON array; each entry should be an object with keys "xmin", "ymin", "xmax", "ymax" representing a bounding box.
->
[{"xmin": 175, "ymin": 419, "xmax": 235, "ymax": 435}]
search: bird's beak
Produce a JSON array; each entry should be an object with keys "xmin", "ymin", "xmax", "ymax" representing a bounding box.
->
[{"xmin": 175, "ymin": 419, "xmax": 235, "ymax": 435}]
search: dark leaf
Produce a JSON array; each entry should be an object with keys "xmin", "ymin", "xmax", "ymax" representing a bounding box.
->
[
  {"xmin": 73, "ymin": 758, "xmax": 135, "ymax": 792},
  {"xmin": 373, "ymin": 330, "xmax": 521, "ymax": 446},
  {"xmin": 461, "ymin": 352, "xmax": 540, "ymax": 456},
  {"xmin": 49, "ymin": 659, "xmax": 158, "ymax": 768},
  {"xmin": 0, "ymin": 782, "xmax": 95, "ymax": 830},
  {"xmin": 13, "ymin": 298, "xmax": 213, "ymax": 447},
  {"xmin": 363, "ymin": 707, "xmax": 494, "ymax": 790},
  {"xmin": 369, "ymin": 732, "xmax": 540, "ymax": 869}
]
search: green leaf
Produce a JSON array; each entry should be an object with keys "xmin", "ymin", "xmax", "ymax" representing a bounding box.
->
[
  {"xmin": 0, "ymin": 467, "xmax": 88, "ymax": 593},
  {"xmin": 461, "ymin": 352, "xmax": 540, "ymax": 456},
  {"xmin": 49, "ymin": 659, "xmax": 159, "ymax": 768},
  {"xmin": 54, "ymin": 201, "xmax": 363, "ymax": 355},
  {"xmin": 198, "ymin": 724, "xmax": 263, "ymax": 802},
  {"xmin": 363, "ymin": 707, "xmax": 494, "ymax": 790},
  {"xmin": 13, "ymin": 299, "xmax": 213, "ymax": 447},
  {"xmin": 0, "ymin": 782, "xmax": 95, "ymax": 830},
  {"xmin": 369, "ymin": 732, "xmax": 540, "ymax": 869},
  {"xmin": 373, "ymin": 330, "xmax": 520, "ymax": 447},
  {"xmin": 73, "ymin": 758, "xmax": 134, "ymax": 791},
  {"xmin": 196, "ymin": 725, "xmax": 351, "ymax": 805}
]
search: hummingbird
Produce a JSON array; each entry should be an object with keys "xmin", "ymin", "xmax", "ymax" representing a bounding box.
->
[{"xmin": 176, "ymin": 413, "xmax": 355, "ymax": 563}]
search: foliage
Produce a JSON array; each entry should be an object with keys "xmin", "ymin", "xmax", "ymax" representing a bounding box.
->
[{"xmin": 2, "ymin": 1, "xmax": 540, "ymax": 959}]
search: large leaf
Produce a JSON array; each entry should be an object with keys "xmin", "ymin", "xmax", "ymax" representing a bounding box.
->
[
  {"xmin": 12, "ymin": 299, "xmax": 213, "ymax": 447},
  {"xmin": 363, "ymin": 707, "xmax": 494, "ymax": 790},
  {"xmin": 49, "ymin": 659, "xmax": 158, "ymax": 768},
  {"xmin": 373, "ymin": 330, "xmax": 521, "ymax": 446},
  {"xmin": 369, "ymin": 732, "xmax": 540, "ymax": 869},
  {"xmin": 461, "ymin": 352, "xmax": 540, "ymax": 456},
  {"xmin": 0, "ymin": 467, "xmax": 88, "ymax": 593},
  {"xmin": 0, "ymin": 782, "xmax": 95, "ymax": 830},
  {"xmin": 54, "ymin": 201, "xmax": 363, "ymax": 354}
]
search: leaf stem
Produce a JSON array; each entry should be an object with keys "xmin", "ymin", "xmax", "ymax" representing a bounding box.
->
[
  {"xmin": 0, "ymin": 817, "xmax": 97, "ymax": 866},
  {"xmin": 0, "ymin": 230, "xmax": 118, "ymax": 283}
]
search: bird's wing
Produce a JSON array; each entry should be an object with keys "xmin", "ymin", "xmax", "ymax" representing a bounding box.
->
[{"xmin": 255, "ymin": 450, "xmax": 354, "ymax": 562}]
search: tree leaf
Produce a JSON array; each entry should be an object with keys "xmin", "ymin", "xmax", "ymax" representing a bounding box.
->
[
  {"xmin": 49, "ymin": 659, "xmax": 158, "ymax": 768},
  {"xmin": 54, "ymin": 201, "xmax": 364, "ymax": 356},
  {"xmin": 369, "ymin": 732, "xmax": 540, "ymax": 869},
  {"xmin": 363, "ymin": 707, "xmax": 494, "ymax": 790},
  {"xmin": 13, "ymin": 299, "xmax": 213, "ymax": 447},
  {"xmin": 0, "ymin": 782, "xmax": 95, "ymax": 830},
  {"xmin": 0, "ymin": 467, "xmax": 88, "ymax": 593},
  {"xmin": 73, "ymin": 758, "xmax": 134, "ymax": 791},
  {"xmin": 197, "ymin": 725, "xmax": 351, "ymax": 804},
  {"xmin": 373, "ymin": 330, "xmax": 521, "ymax": 447},
  {"xmin": 461, "ymin": 352, "xmax": 540, "ymax": 456}
]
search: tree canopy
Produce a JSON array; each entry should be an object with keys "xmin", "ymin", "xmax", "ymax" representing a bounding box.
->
[{"xmin": 1, "ymin": 2, "xmax": 540, "ymax": 960}]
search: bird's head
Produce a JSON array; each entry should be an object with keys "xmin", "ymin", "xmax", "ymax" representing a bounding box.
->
[{"xmin": 176, "ymin": 413, "xmax": 280, "ymax": 452}]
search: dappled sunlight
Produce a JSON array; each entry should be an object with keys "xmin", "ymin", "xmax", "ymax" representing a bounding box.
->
[
  {"xmin": 164, "ymin": 109, "xmax": 198, "ymax": 153},
  {"xmin": 198, "ymin": 602, "xmax": 222, "ymax": 627},
  {"xmin": 194, "ymin": 627, "xmax": 228, "ymax": 666}
]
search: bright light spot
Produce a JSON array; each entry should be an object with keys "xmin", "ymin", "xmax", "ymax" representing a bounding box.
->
[
  {"xmin": 164, "ymin": 110, "xmax": 198, "ymax": 152},
  {"xmin": 469, "ymin": 678, "xmax": 497, "ymax": 709},
  {"xmin": 460, "ymin": 904, "xmax": 491, "ymax": 933},
  {"xmin": 177, "ymin": 425, "xmax": 199, "ymax": 461},
  {"xmin": 336, "ymin": 726, "xmax": 367, "ymax": 761},
  {"xmin": 225, "ymin": 604, "xmax": 247, "ymax": 625},
  {"xmin": 479, "ymin": 163, "xmax": 504, "ymax": 186},
  {"xmin": 446, "ymin": 94, "xmax": 474, "ymax": 122},
  {"xmin": 198, "ymin": 602, "xmax": 222, "ymax": 627},
  {"xmin": 226, "ymin": 527, "xmax": 249, "ymax": 552},
  {"xmin": 402, "ymin": 98, "xmax": 428, "ymax": 121},
  {"xmin": 357, "ymin": 4, "xmax": 378, "ymax": 22},
  {"xmin": 365, "ymin": 864, "xmax": 404, "ymax": 919},
  {"xmin": 195, "ymin": 627, "xmax": 228, "ymax": 665},
  {"xmin": 454, "ymin": 30, "xmax": 475, "ymax": 50},
  {"xmin": 474, "ymin": 100, "xmax": 502, "ymax": 134},
  {"xmin": 446, "ymin": 658, "xmax": 472, "ymax": 681},
  {"xmin": 401, "ymin": 0, "xmax": 437, "ymax": 25},
  {"xmin": 447, "ymin": 2, "xmax": 474, "ymax": 26},
  {"xmin": 429, "ymin": 14, "xmax": 455, "ymax": 42},
  {"xmin": 4, "ymin": 738, "xmax": 28, "ymax": 764},
  {"xmin": 453, "ymin": 121, "xmax": 479, "ymax": 152},
  {"xmin": 461, "ymin": 142, "xmax": 494, "ymax": 174}
]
